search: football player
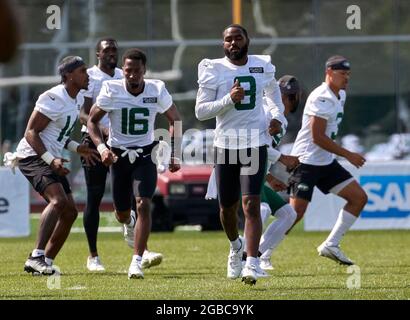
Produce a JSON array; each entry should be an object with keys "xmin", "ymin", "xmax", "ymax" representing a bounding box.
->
[
  {"xmin": 16, "ymin": 56, "xmax": 99, "ymax": 275},
  {"xmin": 195, "ymin": 24, "xmax": 298, "ymax": 285},
  {"xmin": 289, "ymin": 56, "xmax": 368, "ymax": 265},
  {"xmin": 87, "ymin": 48, "xmax": 181, "ymax": 279}
]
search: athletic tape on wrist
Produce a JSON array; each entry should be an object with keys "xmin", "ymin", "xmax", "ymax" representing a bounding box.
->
[
  {"xmin": 97, "ymin": 143, "xmax": 108, "ymax": 156},
  {"xmin": 66, "ymin": 140, "xmax": 80, "ymax": 153},
  {"xmin": 41, "ymin": 151, "xmax": 55, "ymax": 165}
]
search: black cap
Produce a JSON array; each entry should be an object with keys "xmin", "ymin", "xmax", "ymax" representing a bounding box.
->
[
  {"xmin": 278, "ymin": 75, "xmax": 300, "ymax": 95},
  {"xmin": 58, "ymin": 56, "xmax": 85, "ymax": 77},
  {"xmin": 326, "ymin": 55, "xmax": 350, "ymax": 70}
]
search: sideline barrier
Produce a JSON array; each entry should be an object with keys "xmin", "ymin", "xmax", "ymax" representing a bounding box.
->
[
  {"xmin": 0, "ymin": 167, "xmax": 30, "ymax": 237},
  {"xmin": 305, "ymin": 161, "xmax": 410, "ymax": 231}
]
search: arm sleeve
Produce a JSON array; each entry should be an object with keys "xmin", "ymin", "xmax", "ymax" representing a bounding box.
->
[
  {"xmin": 195, "ymin": 87, "xmax": 233, "ymax": 121},
  {"xmin": 96, "ymin": 82, "xmax": 114, "ymax": 112},
  {"xmin": 34, "ymin": 93, "xmax": 61, "ymax": 121},
  {"xmin": 305, "ymin": 98, "xmax": 333, "ymax": 120},
  {"xmin": 83, "ymin": 70, "xmax": 94, "ymax": 98},
  {"xmin": 264, "ymin": 77, "xmax": 285, "ymax": 119},
  {"xmin": 157, "ymin": 82, "xmax": 173, "ymax": 114}
]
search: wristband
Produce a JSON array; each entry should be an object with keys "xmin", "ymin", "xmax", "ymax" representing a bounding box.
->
[
  {"xmin": 97, "ymin": 143, "xmax": 108, "ymax": 156},
  {"xmin": 41, "ymin": 151, "xmax": 55, "ymax": 165},
  {"xmin": 67, "ymin": 140, "xmax": 80, "ymax": 153}
]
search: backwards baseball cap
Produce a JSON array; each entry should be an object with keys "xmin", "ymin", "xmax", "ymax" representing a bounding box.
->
[
  {"xmin": 278, "ymin": 75, "xmax": 300, "ymax": 95},
  {"xmin": 326, "ymin": 55, "xmax": 350, "ymax": 70},
  {"xmin": 58, "ymin": 56, "xmax": 85, "ymax": 77}
]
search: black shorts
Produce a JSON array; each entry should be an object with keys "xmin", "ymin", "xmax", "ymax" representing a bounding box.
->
[
  {"xmin": 18, "ymin": 156, "xmax": 71, "ymax": 196},
  {"xmin": 214, "ymin": 146, "xmax": 267, "ymax": 207},
  {"xmin": 81, "ymin": 133, "xmax": 109, "ymax": 187},
  {"xmin": 110, "ymin": 142, "xmax": 158, "ymax": 212},
  {"xmin": 289, "ymin": 159, "xmax": 353, "ymax": 202}
]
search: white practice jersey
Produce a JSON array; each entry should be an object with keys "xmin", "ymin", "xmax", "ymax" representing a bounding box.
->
[
  {"xmin": 81, "ymin": 65, "xmax": 123, "ymax": 132},
  {"xmin": 197, "ymin": 55, "xmax": 280, "ymax": 149},
  {"xmin": 291, "ymin": 82, "xmax": 346, "ymax": 165},
  {"xmin": 96, "ymin": 79, "xmax": 172, "ymax": 148},
  {"xmin": 16, "ymin": 84, "xmax": 83, "ymax": 158}
]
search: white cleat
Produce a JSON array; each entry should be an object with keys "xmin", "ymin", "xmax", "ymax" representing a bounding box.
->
[
  {"xmin": 123, "ymin": 210, "xmax": 136, "ymax": 248},
  {"xmin": 128, "ymin": 260, "xmax": 144, "ymax": 279},
  {"xmin": 227, "ymin": 236, "xmax": 244, "ymax": 279},
  {"xmin": 241, "ymin": 264, "xmax": 258, "ymax": 285},
  {"xmin": 87, "ymin": 256, "xmax": 105, "ymax": 272},
  {"xmin": 255, "ymin": 261, "xmax": 270, "ymax": 278},
  {"xmin": 141, "ymin": 250, "xmax": 163, "ymax": 269},
  {"xmin": 317, "ymin": 243, "xmax": 354, "ymax": 266},
  {"xmin": 260, "ymin": 257, "xmax": 274, "ymax": 271}
]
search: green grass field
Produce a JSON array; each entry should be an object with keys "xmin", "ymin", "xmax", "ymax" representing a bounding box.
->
[{"xmin": 0, "ymin": 213, "xmax": 409, "ymax": 300}]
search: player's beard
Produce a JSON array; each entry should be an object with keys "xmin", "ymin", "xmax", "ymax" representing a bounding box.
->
[{"xmin": 224, "ymin": 44, "xmax": 248, "ymax": 61}]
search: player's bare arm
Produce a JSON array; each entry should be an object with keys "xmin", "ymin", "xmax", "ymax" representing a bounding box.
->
[
  {"xmin": 24, "ymin": 110, "xmax": 70, "ymax": 176},
  {"xmin": 266, "ymin": 173, "xmax": 287, "ymax": 191},
  {"xmin": 164, "ymin": 104, "xmax": 182, "ymax": 173},
  {"xmin": 87, "ymin": 104, "xmax": 117, "ymax": 166},
  {"xmin": 311, "ymin": 115, "xmax": 365, "ymax": 168},
  {"xmin": 65, "ymin": 137, "xmax": 100, "ymax": 167},
  {"xmin": 80, "ymin": 97, "xmax": 110, "ymax": 137}
]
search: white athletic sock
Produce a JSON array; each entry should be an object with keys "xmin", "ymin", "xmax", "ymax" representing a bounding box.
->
[
  {"xmin": 245, "ymin": 256, "xmax": 258, "ymax": 267},
  {"xmin": 230, "ymin": 237, "xmax": 242, "ymax": 251},
  {"xmin": 127, "ymin": 211, "xmax": 136, "ymax": 228},
  {"xmin": 260, "ymin": 202, "xmax": 272, "ymax": 225},
  {"xmin": 45, "ymin": 257, "xmax": 53, "ymax": 266},
  {"xmin": 325, "ymin": 209, "xmax": 357, "ymax": 247},
  {"xmin": 260, "ymin": 248, "xmax": 273, "ymax": 260},
  {"xmin": 32, "ymin": 249, "xmax": 45, "ymax": 258},
  {"xmin": 132, "ymin": 255, "xmax": 142, "ymax": 264},
  {"xmin": 258, "ymin": 204, "xmax": 297, "ymax": 255}
]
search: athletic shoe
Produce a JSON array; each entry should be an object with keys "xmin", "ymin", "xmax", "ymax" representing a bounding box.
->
[
  {"xmin": 141, "ymin": 250, "xmax": 163, "ymax": 269},
  {"xmin": 317, "ymin": 243, "xmax": 354, "ymax": 266},
  {"xmin": 87, "ymin": 256, "xmax": 105, "ymax": 272},
  {"xmin": 227, "ymin": 236, "xmax": 244, "ymax": 279},
  {"xmin": 123, "ymin": 210, "xmax": 136, "ymax": 248},
  {"xmin": 24, "ymin": 254, "xmax": 54, "ymax": 276},
  {"xmin": 241, "ymin": 264, "xmax": 258, "ymax": 285},
  {"xmin": 255, "ymin": 261, "xmax": 270, "ymax": 278},
  {"xmin": 128, "ymin": 260, "xmax": 144, "ymax": 279},
  {"xmin": 260, "ymin": 257, "xmax": 274, "ymax": 271}
]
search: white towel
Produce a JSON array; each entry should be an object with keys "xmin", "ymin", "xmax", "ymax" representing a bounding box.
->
[
  {"xmin": 156, "ymin": 141, "xmax": 171, "ymax": 173},
  {"xmin": 3, "ymin": 152, "xmax": 19, "ymax": 174},
  {"xmin": 205, "ymin": 167, "xmax": 218, "ymax": 200}
]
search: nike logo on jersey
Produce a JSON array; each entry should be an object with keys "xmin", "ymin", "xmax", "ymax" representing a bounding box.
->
[
  {"xmin": 319, "ymin": 99, "xmax": 326, "ymax": 102},
  {"xmin": 143, "ymin": 97, "xmax": 157, "ymax": 103},
  {"xmin": 48, "ymin": 94, "xmax": 55, "ymax": 101},
  {"xmin": 249, "ymin": 67, "xmax": 264, "ymax": 73}
]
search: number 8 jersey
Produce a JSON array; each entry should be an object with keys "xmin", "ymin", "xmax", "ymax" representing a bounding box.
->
[
  {"xmin": 16, "ymin": 84, "xmax": 83, "ymax": 158},
  {"xmin": 197, "ymin": 55, "xmax": 279, "ymax": 149},
  {"xmin": 291, "ymin": 82, "xmax": 346, "ymax": 165},
  {"xmin": 96, "ymin": 79, "xmax": 172, "ymax": 148}
]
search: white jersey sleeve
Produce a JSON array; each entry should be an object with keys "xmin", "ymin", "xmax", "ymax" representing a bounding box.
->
[
  {"xmin": 34, "ymin": 92, "xmax": 62, "ymax": 121},
  {"xmin": 197, "ymin": 59, "xmax": 220, "ymax": 90},
  {"xmin": 96, "ymin": 81, "xmax": 114, "ymax": 112},
  {"xmin": 305, "ymin": 96, "xmax": 335, "ymax": 120},
  {"xmin": 83, "ymin": 69, "xmax": 95, "ymax": 99},
  {"xmin": 157, "ymin": 81, "xmax": 173, "ymax": 113}
]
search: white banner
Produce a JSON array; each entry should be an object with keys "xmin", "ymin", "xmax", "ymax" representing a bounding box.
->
[
  {"xmin": 305, "ymin": 161, "xmax": 410, "ymax": 231},
  {"xmin": 0, "ymin": 167, "xmax": 30, "ymax": 237}
]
